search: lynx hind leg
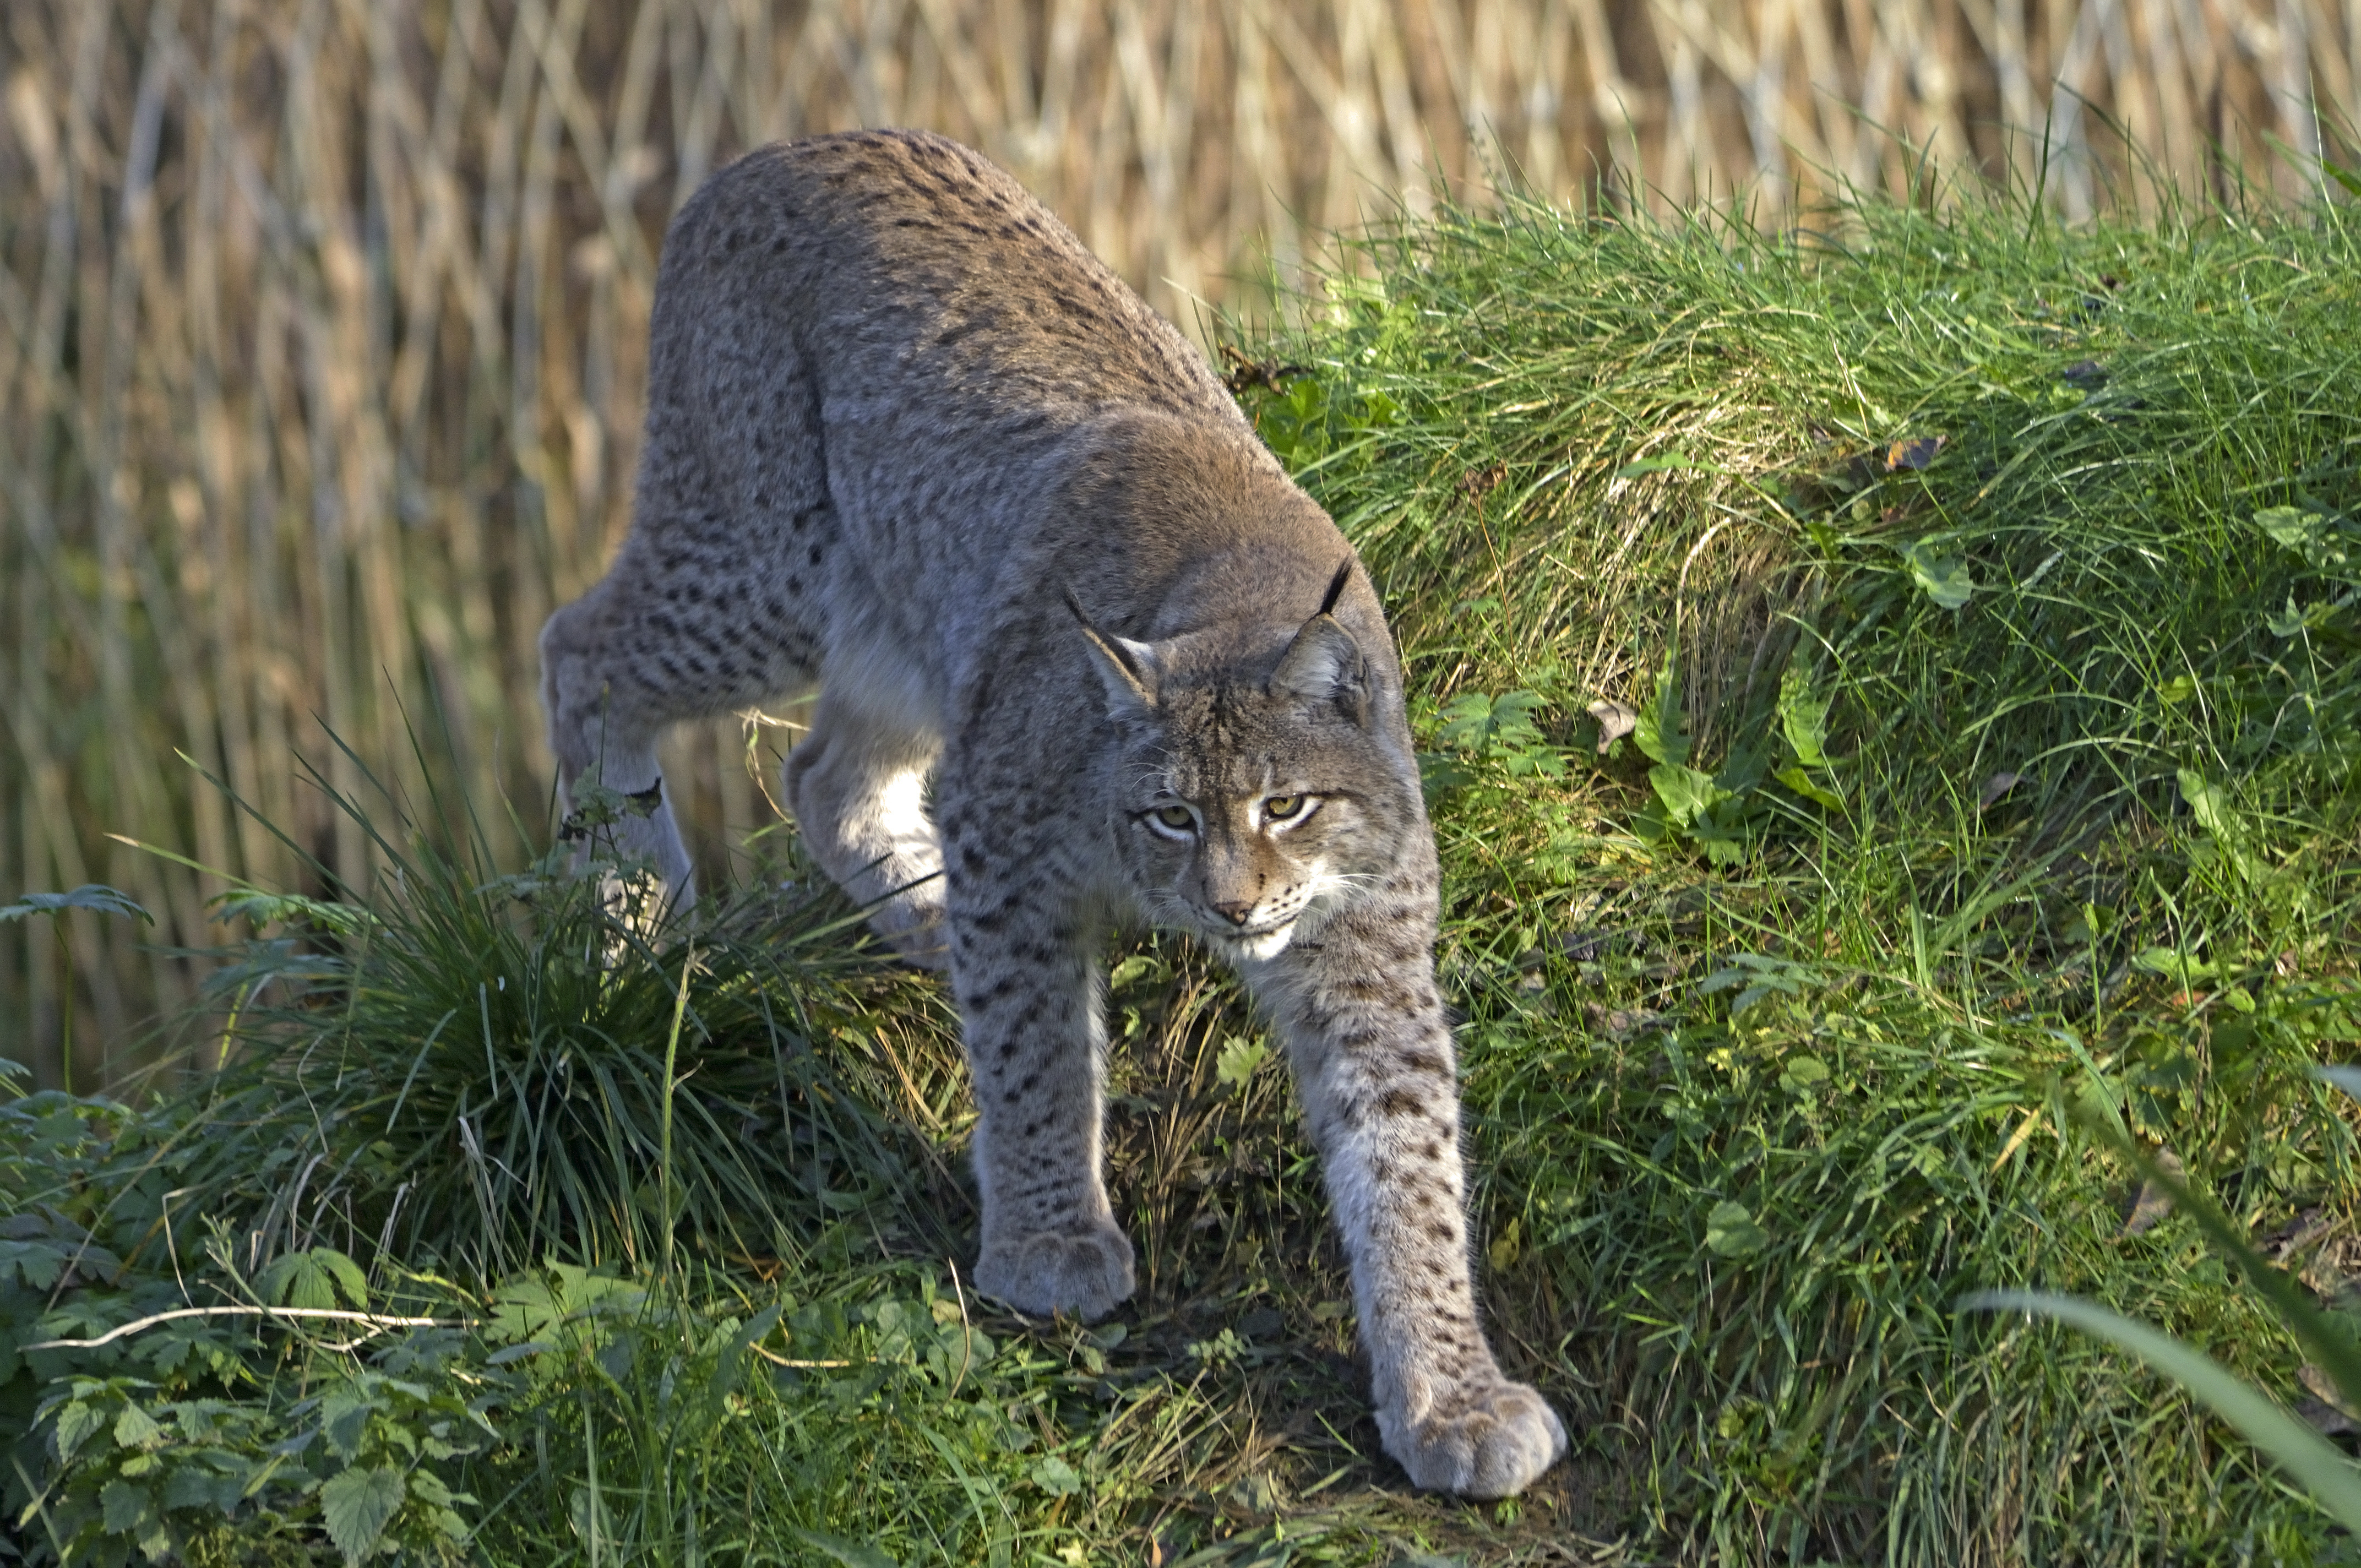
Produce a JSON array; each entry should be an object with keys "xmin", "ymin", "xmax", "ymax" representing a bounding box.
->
[
  {"xmin": 782, "ymin": 692, "xmax": 948, "ymax": 968},
  {"xmin": 541, "ymin": 551, "xmax": 824, "ymax": 911},
  {"xmin": 540, "ymin": 590, "xmax": 700, "ymax": 906}
]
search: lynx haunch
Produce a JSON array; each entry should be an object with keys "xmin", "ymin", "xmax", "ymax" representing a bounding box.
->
[{"xmin": 540, "ymin": 129, "xmax": 1565, "ymax": 1498}]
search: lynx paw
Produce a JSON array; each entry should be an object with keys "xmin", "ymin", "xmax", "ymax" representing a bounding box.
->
[
  {"xmin": 1386, "ymin": 1379, "xmax": 1567, "ymax": 1499},
  {"xmin": 974, "ymin": 1221, "xmax": 1135, "ymax": 1322}
]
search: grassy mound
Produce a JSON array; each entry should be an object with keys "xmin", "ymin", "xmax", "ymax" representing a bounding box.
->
[{"xmin": 6, "ymin": 185, "xmax": 2360, "ymax": 1565}]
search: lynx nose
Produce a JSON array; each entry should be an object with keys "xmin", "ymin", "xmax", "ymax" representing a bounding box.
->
[{"xmin": 1211, "ymin": 900, "xmax": 1255, "ymax": 927}]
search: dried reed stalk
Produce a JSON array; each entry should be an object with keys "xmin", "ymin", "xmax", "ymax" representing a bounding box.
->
[{"xmin": 1, "ymin": 0, "xmax": 2353, "ymax": 1077}]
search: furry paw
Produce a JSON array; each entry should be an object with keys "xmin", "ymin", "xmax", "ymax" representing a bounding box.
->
[
  {"xmin": 973, "ymin": 1221, "xmax": 1135, "ymax": 1321},
  {"xmin": 1385, "ymin": 1379, "xmax": 1567, "ymax": 1499}
]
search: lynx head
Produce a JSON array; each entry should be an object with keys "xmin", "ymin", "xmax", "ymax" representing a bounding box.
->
[{"xmin": 1070, "ymin": 563, "xmax": 1416, "ymax": 962}]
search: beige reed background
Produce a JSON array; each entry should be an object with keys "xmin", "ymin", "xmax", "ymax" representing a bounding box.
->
[{"xmin": 2, "ymin": 0, "xmax": 2355, "ymax": 1080}]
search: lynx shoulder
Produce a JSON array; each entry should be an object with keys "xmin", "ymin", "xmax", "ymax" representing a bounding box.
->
[{"xmin": 540, "ymin": 129, "xmax": 1565, "ymax": 1498}]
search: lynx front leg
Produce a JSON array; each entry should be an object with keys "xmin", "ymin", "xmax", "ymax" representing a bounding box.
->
[
  {"xmin": 938, "ymin": 827, "xmax": 1133, "ymax": 1319},
  {"xmin": 1254, "ymin": 890, "xmax": 1566, "ymax": 1499}
]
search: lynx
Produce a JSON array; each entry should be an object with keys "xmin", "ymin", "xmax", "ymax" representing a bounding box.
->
[{"xmin": 539, "ymin": 129, "xmax": 1565, "ymax": 1498}]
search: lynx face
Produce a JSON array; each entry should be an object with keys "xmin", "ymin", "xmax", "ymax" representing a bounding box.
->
[{"xmin": 1078, "ymin": 586, "xmax": 1415, "ymax": 962}]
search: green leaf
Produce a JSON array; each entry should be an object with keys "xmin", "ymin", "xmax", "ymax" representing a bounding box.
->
[
  {"xmin": 1705, "ymin": 1201, "xmax": 1770, "ymax": 1258},
  {"xmin": 258, "ymin": 1251, "xmax": 338, "ymax": 1311},
  {"xmin": 99, "ymin": 1478, "xmax": 154, "ymax": 1535},
  {"xmin": 1776, "ymin": 669, "xmax": 1831, "ymax": 767},
  {"xmin": 321, "ymin": 1382, "xmax": 377, "ymax": 1460},
  {"xmin": 55, "ymin": 1399, "xmax": 110, "ymax": 1464},
  {"xmin": 2134, "ymin": 946, "xmax": 2217, "ymax": 985},
  {"xmin": 0, "ymin": 884, "xmax": 154, "ymax": 924},
  {"xmin": 2256, "ymin": 505, "xmax": 2326, "ymax": 551},
  {"xmin": 315, "ymin": 1249, "xmax": 370, "ymax": 1311},
  {"xmin": 1962, "ymin": 1291, "xmax": 2361, "ymax": 1535},
  {"xmin": 1774, "ymin": 765, "xmax": 1845, "ymax": 810},
  {"xmin": 319, "ymin": 1464, "xmax": 406, "ymax": 1564},
  {"xmin": 1781, "ymin": 1055, "xmax": 1832, "ymax": 1093},
  {"xmin": 112, "ymin": 1403, "xmax": 165, "ymax": 1450},
  {"xmin": 1633, "ymin": 655, "xmax": 1688, "ymax": 767},
  {"xmin": 793, "ymin": 1531, "xmax": 902, "ymax": 1568},
  {"xmin": 2177, "ymin": 769, "xmax": 2235, "ymax": 841},
  {"xmin": 1029, "ymin": 1454, "xmax": 1084, "ymax": 1496},
  {"xmin": 1901, "ymin": 542, "xmax": 1975, "ymax": 610},
  {"xmin": 1647, "ymin": 764, "xmax": 1727, "ymax": 829},
  {"xmin": 1215, "ymin": 1036, "xmax": 1269, "ymax": 1091}
]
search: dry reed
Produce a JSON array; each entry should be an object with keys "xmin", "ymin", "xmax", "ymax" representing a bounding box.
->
[{"xmin": 1, "ymin": 0, "xmax": 2354, "ymax": 1080}]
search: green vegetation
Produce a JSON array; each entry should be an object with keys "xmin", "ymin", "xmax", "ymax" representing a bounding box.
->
[{"xmin": 7, "ymin": 178, "xmax": 2361, "ymax": 1564}]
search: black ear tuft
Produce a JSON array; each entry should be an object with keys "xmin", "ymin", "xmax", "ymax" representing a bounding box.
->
[{"xmin": 1318, "ymin": 557, "xmax": 1354, "ymax": 618}]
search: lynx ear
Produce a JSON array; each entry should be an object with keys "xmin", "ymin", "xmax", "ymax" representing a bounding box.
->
[
  {"xmin": 1064, "ymin": 589, "xmax": 1160, "ymax": 718},
  {"xmin": 1269, "ymin": 612, "xmax": 1369, "ymax": 725}
]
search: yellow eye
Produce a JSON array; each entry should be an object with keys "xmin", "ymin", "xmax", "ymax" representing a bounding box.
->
[
  {"xmin": 1263, "ymin": 794, "xmax": 1305, "ymax": 821},
  {"xmin": 1152, "ymin": 805, "xmax": 1197, "ymax": 832}
]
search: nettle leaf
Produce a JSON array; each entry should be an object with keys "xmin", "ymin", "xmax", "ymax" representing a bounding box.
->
[
  {"xmin": 112, "ymin": 1403, "xmax": 165, "ymax": 1450},
  {"xmin": 1705, "ymin": 1201, "xmax": 1771, "ymax": 1259},
  {"xmin": 55, "ymin": 1398, "xmax": 112, "ymax": 1464},
  {"xmin": 0, "ymin": 884, "xmax": 154, "ymax": 924},
  {"xmin": 1900, "ymin": 541, "xmax": 1976, "ymax": 610},
  {"xmin": 319, "ymin": 1463, "xmax": 406, "ymax": 1563},
  {"xmin": 99, "ymin": 1477, "xmax": 155, "ymax": 1534},
  {"xmin": 321, "ymin": 1384, "xmax": 378, "ymax": 1461}
]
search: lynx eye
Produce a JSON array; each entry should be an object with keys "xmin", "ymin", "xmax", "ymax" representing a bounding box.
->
[
  {"xmin": 1263, "ymin": 794, "xmax": 1308, "ymax": 822},
  {"xmin": 1149, "ymin": 804, "xmax": 1198, "ymax": 835}
]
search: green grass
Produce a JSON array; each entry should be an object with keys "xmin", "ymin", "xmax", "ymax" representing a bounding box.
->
[{"xmin": 6, "ymin": 177, "xmax": 2361, "ymax": 1565}]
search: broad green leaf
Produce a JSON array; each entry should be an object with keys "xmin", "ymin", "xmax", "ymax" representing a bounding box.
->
[
  {"xmin": 2256, "ymin": 505, "xmax": 2327, "ymax": 551},
  {"xmin": 1962, "ymin": 1291, "xmax": 2361, "ymax": 1536},
  {"xmin": 1705, "ymin": 1201, "xmax": 1770, "ymax": 1258},
  {"xmin": 319, "ymin": 1464, "xmax": 406, "ymax": 1564},
  {"xmin": 1215, "ymin": 1036, "xmax": 1269, "ymax": 1091},
  {"xmin": 112, "ymin": 1403, "xmax": 165, "ymax": 1450},
  {"xmin": 1647, "ymin": 763, "xmax": 1727, "ymax": 829},
  {"xmin": 322, "ymin": 1383, "xmax": 377, "ymax": 1460},
  {"xmin": 258, "ymin": 1251, "xmax": 338, "ymax": 1311},
  {"xmin": 1776, "ymin": 669, "xmax": 1830, "ymax": 766},
  {"xmin": 793, "ymin": 1531, "xmax": 902, "ymax": 1568},
  {"xmin": 100, "ymin": 1477, "xmax": 154, "ymax": 1534},
  {"xmin": 54, "ymin": 1399, "xmax": 110, "ymax": 1463},
  {"xmin": 1633, "ymin": 655, "xmax": 1688, "ymax": 767},
  {"xmin": 315, "ymin": 1249, "xmax": 370, "ymax": 1310},
  {"xmin": 1781, "ymin": 1055, "xmax": 1832, "ymax": 1090},
  {"xmin": 2177, "ymin": 769, "xmax": 2235, "ymax": 841},
  {"xmin": 1775, "ymin": 765, "xmax": 1845, "ymax": 810},
  {"xmin": 1901, "ymin": 542, "xmax": 1975, "ymax": 610},
  {"xmin": 2134, "ymin": 946, "xmax": 2217, "ymax": 985},
  {"xmin": 1029, "ymin": 1454, "xmax": 1084, "ymax": 1496}
]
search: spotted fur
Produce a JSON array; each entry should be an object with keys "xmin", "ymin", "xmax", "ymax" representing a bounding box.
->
[{"xmin": 540, "ymin": 129, "xmax": 1565, "ymax": 1498}]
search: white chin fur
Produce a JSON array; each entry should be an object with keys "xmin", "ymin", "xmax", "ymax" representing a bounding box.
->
[{"xmin": 1223, "ymin": 925, "xmax": 1296, "ymax": 961}]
